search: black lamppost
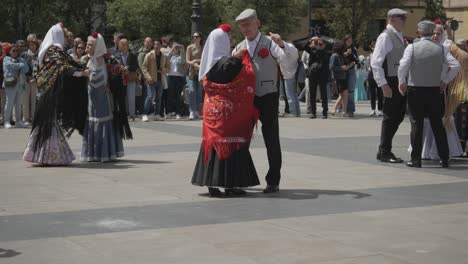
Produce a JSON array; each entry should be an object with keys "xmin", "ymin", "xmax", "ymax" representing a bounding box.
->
[
  {"xmin": 191, "ymin": 0, "xmax": 201, "ymax": 35},
  {"xmin": 308, "ymin": 0, "xmax": 312, "ymax": 35}
]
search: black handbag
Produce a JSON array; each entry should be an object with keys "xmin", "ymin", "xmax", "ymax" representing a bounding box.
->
[{"xmin": 4, "ymin": 75, "xmax": 18, "ymax": 88}]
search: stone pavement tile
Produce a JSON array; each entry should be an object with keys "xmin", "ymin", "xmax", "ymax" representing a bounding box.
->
[
  {"xmin": 267, "ymin": 208, "xmax": 468, "ymax": 264},
  {"xmin": 217, "ymin": 235, "xmax": 375, "ymax": 264},
  {"xmin": 313, "ymin": 254, "xmax": 413, "ymax": 264},
  {"xmin": 167, "ymin": 221, "xmax": 374, "ymax": 263},
  {"xmin": 356, "ymin": 204, "xmax": 468, "ymax": 242},
  {"xmin": 0, "ymin": 181, "xmax": 77, "ymax": 205},
  {"xmin": 0, "ymin": 199, "xmax": 99, "ymax": 216},
  {"xmin": 277, "ymin": 117, "xmax": 410, "ymax": 139},
  {"xmin": 0, "ymin": 129, "xmax": 30, "ymax": 152},
  {"xmin": 258, "ymin": 150, "xmax": 467, "ymax": 190},
  {"xmin": 68, "ymin": 229, "xmax": 259, "ymax": 264},
  {"xmin": 0, "ymin": 237, "xmax": 103, "ymax": 264}
]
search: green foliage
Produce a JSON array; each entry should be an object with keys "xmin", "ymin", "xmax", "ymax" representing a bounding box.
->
[
  {"xmin": 107, "ymin": 0, "xmax": 307, "ymax": 45},
  {"xmin": 423, "ymin": 0, "xmax": 446, "ymax": 21},
  {"xmin": 205, "ymin": 0, "xmax": 308, "ymax": 43},
  {"xmin": 0, "ymin": 0, "xmax": 106, "ymax": 42},
  {"xmin": 0, "ymin": 0, "xmax": 307, "ymax": 45},
  {"xmin": 317, "ymin": 0, "xmax": 402, "ymax": 46}
]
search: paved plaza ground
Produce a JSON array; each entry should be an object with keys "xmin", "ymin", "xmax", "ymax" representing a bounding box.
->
[{"xmin": 1, "ymin": 102, "xmax": 468, "ymax": 264}]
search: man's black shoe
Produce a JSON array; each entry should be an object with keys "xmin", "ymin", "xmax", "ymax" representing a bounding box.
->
[
  {"xmin": 322, "ymin": 115, "xmax": 328, "ymax": 119},
  {"xmin": 440, "ymin": 159, "xmax": 449, "ymax": 168},
  {"xmin": 380, "ymin": 152, "xmax": 404, "ymax": 163},
  {"xmin": 309, "ymin": 114, "xmax": 317, "ymax": 119},
  {"xmin": 263, "ymin": 185, "xmax": 279, "ymax": 193},
  {"xmin": 406, "ymin": 160, "xmax": 422, "ymax": 168}
]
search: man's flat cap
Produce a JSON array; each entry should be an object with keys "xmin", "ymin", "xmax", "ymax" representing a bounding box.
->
[
  {"xmin": 387, "ymin": 8, "xmax": 408, "ymax": 18},
  {"xmin": 235, "ymin": 9, "xmax": 257, "ymax": 21},
  {"xmin": 418, "ymin": 20, "xmax": 436, "ymax": 35}
]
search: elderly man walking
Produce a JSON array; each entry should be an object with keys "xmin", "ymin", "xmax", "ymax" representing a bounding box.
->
[
  {"xmin": 372, "ymin": 8, "xmax": 408, "ymax": 164},
  {"xmin": 234, "ymin": 9, "xmax": 298, "ymax": 193},
  {"xmin": 398, "ymin": 21, "xmax": 460, "ymax": 168}
]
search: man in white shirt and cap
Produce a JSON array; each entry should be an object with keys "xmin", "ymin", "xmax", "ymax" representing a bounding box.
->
[
  {"xmin": 234, "ymin": 8, "xmax": 298, "ymax": 193},
  {"xmin": 371, "ymin": 8, "xmax": 408, "ymax": 164},
  {"xmin": 398, "ymin": 21, "xmax": 460, "ymax": 168}
]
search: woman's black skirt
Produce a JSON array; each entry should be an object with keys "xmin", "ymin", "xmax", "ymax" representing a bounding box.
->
[{"xmin": 191, "ymin": 145, "xmax": 260, "ymax": 188}]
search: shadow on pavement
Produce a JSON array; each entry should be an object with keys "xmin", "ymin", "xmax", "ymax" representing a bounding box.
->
[
  {"xmin": 201, "ymin": 188, "xmax": 372, "ymax": 200},
  {"xmin": 0, "ymin": 248, "xmax": 21, "ymax": 258},
  {"xmin": 68, "ymin": 159, "xmax": 171, "ymax": 169}
]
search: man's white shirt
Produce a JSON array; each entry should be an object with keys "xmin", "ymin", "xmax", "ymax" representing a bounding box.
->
[
  {"xmin": 242, "ymin": 32, "xmax": 298, "ymax": 79},
  {"xmin": 371, "ymin": 24, "xmax": 404, "ymax": 87},
  {"xmin": 398, "ymin": 37, "xmax": 460, "ymax": 85}
]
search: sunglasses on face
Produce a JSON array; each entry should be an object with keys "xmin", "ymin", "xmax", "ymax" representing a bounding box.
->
[{"xmin": 77, "ymin": 46, "xmax": 85, "ymax": 50}]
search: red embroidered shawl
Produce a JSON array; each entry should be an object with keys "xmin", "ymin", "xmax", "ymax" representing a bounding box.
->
[{"xmin": 202, "ymin": 53, "xmax": 258, "ymax": 161}]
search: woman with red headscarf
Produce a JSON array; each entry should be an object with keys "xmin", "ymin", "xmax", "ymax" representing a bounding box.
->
[{"xmin": 191, "ymin": 24, "xmax": 260, "ymax": 197}]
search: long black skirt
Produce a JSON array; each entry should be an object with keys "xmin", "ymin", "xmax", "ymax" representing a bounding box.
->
[{"xmin": 191, "ymin": 145, "xmax": 260, "ymax": 188}]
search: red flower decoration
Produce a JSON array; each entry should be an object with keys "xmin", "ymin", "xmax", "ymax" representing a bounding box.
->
[
  {"xmin": 218, "ymin": 24, "xmax": 232, "ymax": 33},
  {"xmin": 3, "ymin": 44, "xmax": 11, "ymax": 55},
  {"xmin": 103, "ymin": 53, "xmax": 111, "ymax": 59},
  {"xmin": 433, "ymin": 19, "xmax": 441, "ymax": 25},
  {"xmin": 123, "ymin": 74, "xmax": 129, "ymax": 86},
  {"xmin": 91, "ymin": 32, "xmax": 99, "ymax": 39},
  {"xmin": 258, "ymin": 48, "xmax": 269, "ymax": 59},
  {"xmin": 113, "ymin": 65, "xmax": 121, "ymax": 75}
]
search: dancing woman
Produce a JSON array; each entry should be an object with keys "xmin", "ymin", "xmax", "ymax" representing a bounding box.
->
[
  {"xmin": 23, "ymin": 23, "xmax": 90, "ymax": 165},
  {"xmin": 192, "ymin": 24, "xmax": 260, "ymax": 197},
  {"xmin": 80, "ymin": 32, "xmax": 132, "ymax": 162}
]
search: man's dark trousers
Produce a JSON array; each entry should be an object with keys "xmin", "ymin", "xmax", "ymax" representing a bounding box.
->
[
  {"xmin": 379, "ymin": 78, "xmax": 407, "ymax": 154},
  {"xmin": 254, "ymin": 92, "xmax": 282, "ymax": 186},
  {"xmin": 407, "ymin": 86, "xmax": 449, "ymax": 161}
]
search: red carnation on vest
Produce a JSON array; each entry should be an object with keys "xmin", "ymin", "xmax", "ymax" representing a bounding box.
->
[{"xmin": 258, "ymin": 48, "xmax": 269, "ymax": 59}]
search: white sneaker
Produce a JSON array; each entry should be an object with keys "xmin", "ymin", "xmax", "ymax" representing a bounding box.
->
[
  {"xmin": 176, "ymin": 114, "xmax": 182, "ymax": 120},
  {"xmin": 369, "ymin": 110, "xmax": 376, "ymax": 116},
  {"xmin": 4, "ymin": 122, "xmax": 12, "ymax": 129},
  {"xmin": 189, "ymin": 112, "xmax": 195, "ymax": 120},
  {"xmin": 154, "ymin": 115, "xmax": 164, "ymax": 121},
  {"xmin": 376, "ymin": 110, "xmax": 383, "ymax": 116},
  {"xmin": 142, "ymin": 115, "xmax": 149, "ymax": 122},
  {"xmin": 16, "ymin": 121, "xmax": 27, "ymax": 128}
]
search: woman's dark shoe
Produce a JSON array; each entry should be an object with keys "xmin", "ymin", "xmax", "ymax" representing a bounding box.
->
[
  {"xmin": 208, "ymin": 187, "xmax": 223, "ymax": 197},
  {"xmin": 224, "ymin": 188, "xmax": 247, "ymax": 196}
]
